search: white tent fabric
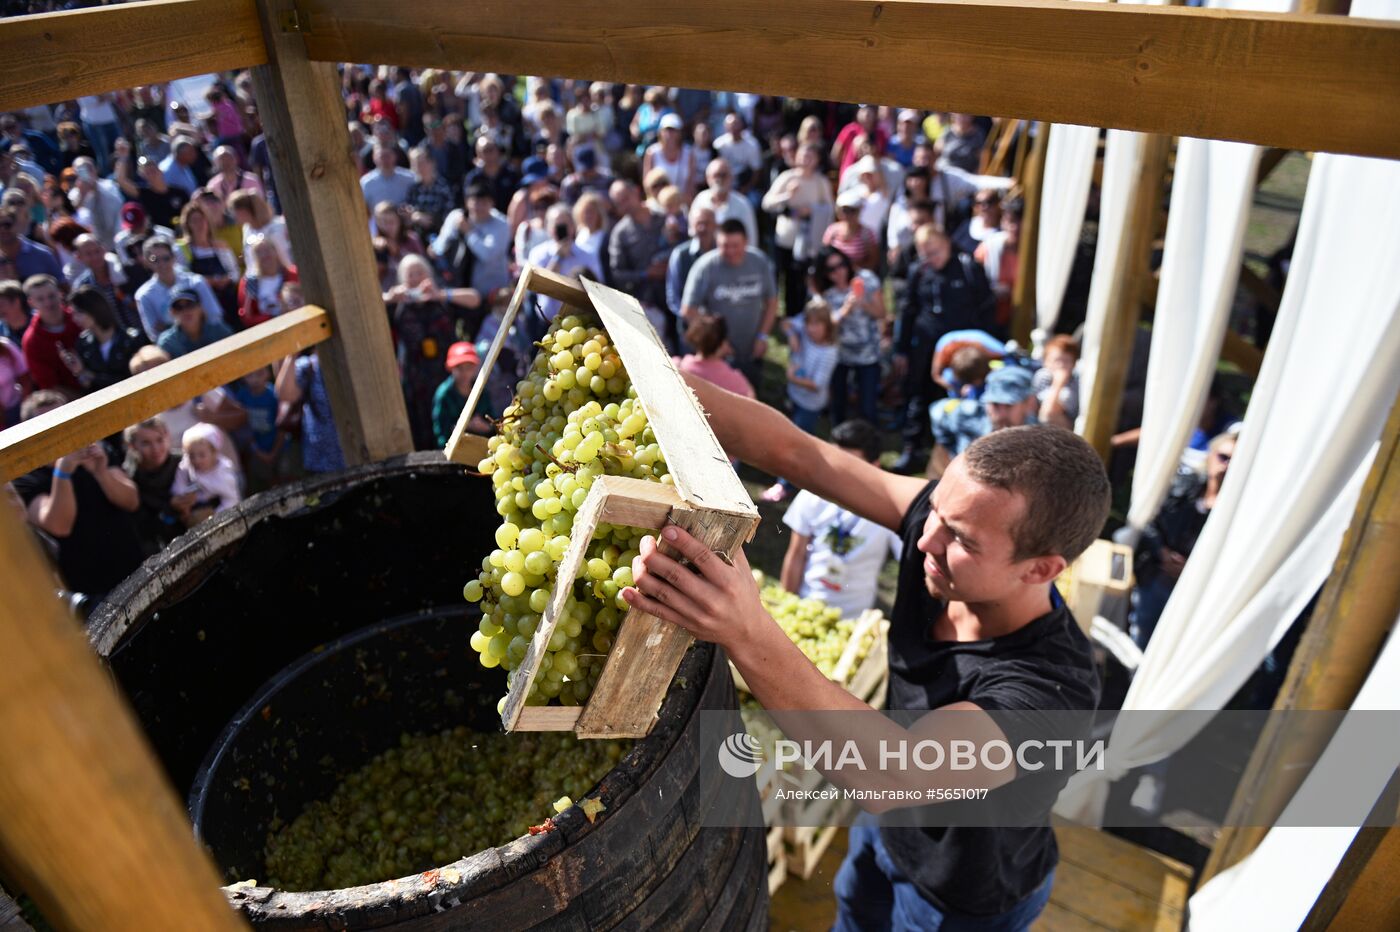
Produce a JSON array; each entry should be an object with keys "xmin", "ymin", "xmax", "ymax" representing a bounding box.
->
[
  {"xmin": 1035, "ymin": 123, "xmax": 1099, "ymax": 336},
  {"xmin": 1121, "ymin": 0, "xmax": 1298, "ymax": 543},
  {"xmin": 1188, "ymin": 617, "xmax": 1400, "ymax": 931},
  {"xmin": 1072, "ymin": 127, "xmax": 1143, "ymax": 435},
  {"xmin": 1057, "ymin": 129, "xmax": 1400, "ymax": 823}
]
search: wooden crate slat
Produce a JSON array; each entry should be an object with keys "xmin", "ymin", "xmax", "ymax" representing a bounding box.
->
[{"xmin": 444, "ymin": 272, "xmax": 535, "ymax": 466}]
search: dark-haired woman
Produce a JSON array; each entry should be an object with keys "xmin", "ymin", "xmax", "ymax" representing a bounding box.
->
[
  {"xmin": 810, "ymin": 247, "xmax": 884, "ymax": 425},
  {"xmin": 66, "ymin": 285, "xmax": 148, "ymax": 392}
]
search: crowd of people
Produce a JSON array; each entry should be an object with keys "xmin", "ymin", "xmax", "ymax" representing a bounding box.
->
[{"xmin": 1, "ymin": 59, "xmax": 1247, "ymax": 658}]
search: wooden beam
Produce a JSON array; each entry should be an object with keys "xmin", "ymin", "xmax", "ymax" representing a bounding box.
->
[
  {"xmin": 1010, "ymin": 122, "xmax": 1047, "ymax": 347},
  {"xmin": 1317, "ymin": 824, "xmax": 1400, "ymax": 931},
  {"xmin": 0, "ymin": 0, "xmax": 265, "ymax": 112},
  {"xmin": 0, "ymin": 307, "xmax": 330, "ymax": 483},
  {"xmin": 1202, "ymin": 394, "xmax": 1400, "ymax": 884},
  {"xmin": 252, "ymin": 0, "xmax": 413, "ymax": 464},
  {"xmin": 0, "ymin": 510, "xmax": 246, "ymax": 932},
  {"xmin": 1080, "ymin": 133, "xmax": 1172, "ymax": 460},
  {"xmin": 295, "ymin": 0, "xmax": 1400, "ymax": 159},
  {"xmin": 1220, "ymin": 330, "xmax": 1265, "ymax": 379}
]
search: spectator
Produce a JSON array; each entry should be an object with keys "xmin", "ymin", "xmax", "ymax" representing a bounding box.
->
[
  {"xmin": 127, "ymin": 344, "xmax": 244, "ymax": 457},
  {"xmin": 928, "ymin": 365, "xmax": 1039, "ymax": 477},
  {"xmin": 780, "ymin": 419, "xmax": 902, "ymax": 616},
  {"xmin": 823, "ymin": 189, "xmax": 879, "ymax": 272},
  {"xmin": 176, "ymin": 201, "xmax": 240, "ymax": 317},
  {"xmin": 122, "ymin": 415, "xmax": 183, "ymax": 555},
  {"xmin": 1034, "ymin": 334, "xmax": 1080, "ymax": 430},
  {"xmin": 514, "ymin": 185, "xmax": 560, "ymax": 268},
  {"xmin": 228, "ymin": 365, "xmax": 289, "ymax": 489},
  {"xmin": 691, "ymin": 121, "xmax": 717, "ymax": 174},
  {"xmin": 119, "ymin": 156, "xmax": 188, "ymax": 230},
  {"xmin": 134, "ymin": 117, "xmax": 170, "ymax": 163},
  {"xmin": 974, "ymin": 196, "xmax": 1022, "ymax": 332},
  {"xmin": 170, "ymin": 422, "xmax": 242, "ymax": 526},
  {"xmin": 630, "ymin": 87, "xmax": 673, "ymax": 157},
  {"xmin": 159, "ymin": 138, "xmax": 204, "ymax": 196},
  {"xmin": 431, "ymin": 340, "xmax": 498, "ymax": 447},
  {"xmin": 762, "ymin": 298, "xmax": 839, "ymax": 502},
  {"xmin": 205, "ymin": 144, "xmax": 263, "ymax": 205},
  {"xmin": 672, "ymin": 313, "xmax": 754, "ymax": 399},
  {"xmin": 67, "ymin": 285, "xmax": 146, "ymax": 392},
  {"xmin": 360, "ymin": 79, "xmax": 400, "ymax": 130},
  {"xmin": 608, "ymin": 179, "xmax": 670, "ymax": 338},
  {"xmin": 462, "ymin": 136, "xmax": 519, "ymax": 215},
  {"xmin": 134, "ymin": 236, "xmax": 224, "ymax": 340},
  {"xmin": 0, "ymin": 205, "xmax": 65, "ymax": 285},
  {"xmin": 1, "ymin": 114, "xmax": 60, "ymax": 176},
  {"xmin": 238, "ymin": 234, "xmax": 299, "ymax": 328},
  {"xmin": 111, "ymin": 202, "xmax": 173, "ymax": 278},
  {"xmin": 20, "ymin": 274, "xmax": 81, "ymax": 393},
  {"xmin": 680, "ymin": 218, "xmax": 778, "ymax": 389},
  {"xmin": 422, "ymin": 117, "xmax": 468, "ymax": 197},
  {"xmin": 228, "ymin": 189, "xmax": 292, "ymax": 270},
  {"xmin": 432, "ymin": 182, "xmax": 512, "ymax": 303},
  {"xmin": 276, "ymin": 321, "xmax": 345, "ymax": 474},
  {"xmin": 559, "ymin": 147, "xmax": 612, "ymax": 206},
  {"xmin": 505, "ymin": 157, "xmax": 557, "ymax": 245},
  {"xmin": 76, "ymin": 94, "xmax": 122, "ymax": 173},
  {"xmin": 360, "ymin": 143, "xmax": 417, "ymax": 209},
  {"xmin": 525, "ymin": 204, "xmax": 603, "ymax": 333},
  {"xmin": 831, "ymin": 105, "xmax": 887, "ymax": 179},
  {"xmin": 1130, "ymin": 432, "xmax": 1236, "ymax": 650},
  {"xmin": 714, "ymin": 112, "xmax": 764, "ymax": 193},
  {"xmin": 67, "ymin": 156, "xmax": 123, "ymax": 250},
  {"xmin": 12, "ymin": 390, "xmax": 144, "ymax": 599},
  {"xmin": 371, "ymin": 201, "xmax": 424, "ymax": 290},
  {"xmin": 842, "ymin": 156, "xmax": 893, "ymax": 251},
  {"xmin": 892, "ymin": 225, "xmax": 996, "ymax": 473},
  {"xmin": 69, "ymin": 233, "xmax": 141, "ymax": 332},
  {"xmin": 887, "ymin": 109, "xmax": 923, "ymax": 168},
  {"xmin": 571, "ymin": 191, "xmax": 611, "ymax": 272},
  {"xmin": 156, "ymin": 287, "xmax": 234, "ymax": 358},
  {"xmin": 811, "ymin": 247, "xmax": 885, "ymax": 426},
  {"xmin": 383, "ymin": 254, "xmax": 483, "ymax": 449},
  {"xmin": 205, "ymin": 86, "xmax": 247, "ymax": 149},
  {"xmin": 565, "ymin": 82, "xmax": 612, "ymax": 165},
  {"xmin": 939, "ymin": 112, "xmax": 987, "ymax": 175},
  {"xmin": 666, "ymin": 203, "xmax": 718, "ymax": 346},
  {"xmin": 692, "ymin": 158, "xmax": 758, "ymax": 244},
  {"xmin": 0, "ymin": 279, "xmax": 31, "ymax": 342},
  {"xmin": 642, "ymin": 113, "xmax": 698, "ymax": 203},
  {"xmin": 954, "ymin": 188, "xmax": 1003, "ymax": 255},
  {"xmin": 762, "ymin": 142, "xmax": 833, "ymax": 318},
  {"xmin": 0, "ymin": 334, "xmax": 28, "ymax": 429},
  {"xmin": 405, "ymin": 147, "xmax": 454, "ymax": 242},
  {"xmin": 195, "ymin": 188, "xmax": 249, "ymax": 268},
  {"xmin": 390, "ymin": 67, "xmax": 426, "ymax": 146}
]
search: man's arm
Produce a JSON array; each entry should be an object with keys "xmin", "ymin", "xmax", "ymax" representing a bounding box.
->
[
  {"xmin": 684, "ymin": 372, "xmax": 924, "ymax": 532},
  {"xmin": 27, "ymin": 454, "xmax": 83, "ymax": 538},
  {"xmin": 779, "ymin": 531, "xmax": 810, "ymax": 595}
]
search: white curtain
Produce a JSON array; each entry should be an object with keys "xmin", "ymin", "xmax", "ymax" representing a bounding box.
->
[
  {"xmin": 1058, "ymin": 128, "xmax": 1400, "ymax": 823},
  {"xmin": 1035, "ymin": 123, "xmax": 1099, "ymax": 336},
  {"xmin": 1073, "ymin": 128, "xmax": 1144, "ymax": 434},
  {"xmin": 1121, "ymin": 0, "xmax": 1298, "ymax": 542},
  {"xmin": 1188, "ymin": 618, "xmax": 1400, "ymax": 931}
]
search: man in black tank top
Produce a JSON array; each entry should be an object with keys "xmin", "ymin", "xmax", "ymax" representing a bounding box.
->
[{"xmin": 624, "ymin": 378, "xmax": 1110, "ymax": 929}]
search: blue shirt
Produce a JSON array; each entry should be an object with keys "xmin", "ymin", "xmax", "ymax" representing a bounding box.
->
[
  {"xmin": 930, "ymin": 396, "xmax": 1038, "ymax": 455},
  {"xmin": 7, "ymin": 237, "xmax": 66, "ymax": 286},
  {"xmin": 156, "ymin": 319, "xmax": 233, "ymax": 358},
  {"xmin": 134, "ymin": 270, "xmax": 224, "ymax": 341},
  {"xmin": 360, "ymin": 167, "xmax": 416, "ymax": 208},
  {"xmin": 230, "ymin": 382, "xmax": 280, "ymax": 452},
  {"xmin": 295, "ymin": 354, "xmax": 345, "ymax": 473}
]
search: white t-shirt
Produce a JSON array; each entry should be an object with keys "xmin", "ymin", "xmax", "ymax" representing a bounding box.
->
[{"xmin": 782, "ymin": 491, "xmax": 902, "ymax": 618}]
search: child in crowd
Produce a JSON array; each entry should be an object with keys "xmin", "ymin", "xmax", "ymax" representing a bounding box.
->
[
  {"xmin": 672, "ymin": 314, "xmax": 755, "ymax": 399},
  {"xmin": 123, "ymin": 415, "xmax": 182, "ymax": 554},
  {"xmin": 1033, "ymin": 334, "xmax": 1080, "ymax": 429},
  {"xmin": 171, "ymin": 422, "xmax": 242, "ymax": 526},
  {"xmin": 230, "ymin": 365, "xmax": 288, "ymax": 489},
  {"xmin": 432, "ymin": 341, "xmax": 499, "ymax": 447},
  {"xmin": 762, "ymin": 299, "xmax": 838, "ymax": 503}
]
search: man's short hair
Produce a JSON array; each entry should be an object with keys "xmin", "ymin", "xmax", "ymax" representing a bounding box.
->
[
  {"xmin": 21, "ymin": 273, "xmax": 58, "ymax": 295},
  {"xmin": 0, "ymin": 280, "xmax": 23, "ymax": 303},
  {"xmin": 717, "ymin": 218, "xmax": 748, "ymax": 238},
  {"xmin": 831, "ymin": 419, "xmax": 881, "ymax": 462},
  {"xmin": 21, "ymin": 389, "xmax": 69, "ymax": 422},
  {"xmin": 961, "ymin": 426, "xmax": 1110, "ymax": 563},
  {"xmin": 950, "ymin": 345, "xmax": 992, "ymax": 386}
]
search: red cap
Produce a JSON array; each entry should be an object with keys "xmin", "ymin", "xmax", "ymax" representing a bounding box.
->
[
  {"xmin": 445, "ymin": 341, "xmax": 479, "ymax": 370},
  {"xmin": 120, "ymin": 202, "xmax": 146, "ymax": 227}
]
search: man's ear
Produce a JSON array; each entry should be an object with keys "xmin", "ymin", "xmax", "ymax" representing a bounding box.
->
[{"xmin": 1020, "ymin": 554, "xmax": 1066, "ymax": 587}]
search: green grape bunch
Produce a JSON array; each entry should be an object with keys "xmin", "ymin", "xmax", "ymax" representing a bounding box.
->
[
  {"xmin": 752, "ymin": 574, "xmax": 875, "ymax": 679},
  {"xmin": 463, "ymin": 312, "xmax": 670, "ymax": 712},
  {"xmin": 264, "ymin": 727, "xmax": 627, "ymax": 891}
]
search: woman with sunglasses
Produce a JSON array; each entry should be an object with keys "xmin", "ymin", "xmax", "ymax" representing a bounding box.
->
[{"xmin": 809, "ymin": 247, "xmax": 885, "ymax": 426}]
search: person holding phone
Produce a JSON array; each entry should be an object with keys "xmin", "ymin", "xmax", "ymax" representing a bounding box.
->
[
  {"xmin": 524, "ymin": 203, "xmax": 604, "ymax": 339},
  {"xmin": 811, "ymin": 246, "xmax": 885, "ymax": 426}
]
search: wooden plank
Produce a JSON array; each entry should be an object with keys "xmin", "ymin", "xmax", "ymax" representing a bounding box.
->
[
  {"xmin": 513, "ymin": 705, "xmax": 584, "ymax": 731},
  {"xmin": 1203, "ymin": 394, "xmax": 1400, "ymax": 883},
  {"xmin": 1080, "ymin": 132, "xmax": 1172, "ymax": 460},
  {"xmin": 1032, "ymin": 900, "xmax": 1115, "ymax": 932},
  {"xmin": 0, "ymin": 0, "xmax": 265, "ymax": 112},
  {"xmin": 1318, "ymin": 825, "xmax": 1400, "ymax": 932},
  {"xmin": 1053, "ymin": 824, "xmax": 1192, "ymax": 915},
  {"xmin": 1011, "ymin": 122, "xmax": 1048, "ymax": 347},
  {"xmin": 579, "ymin": 278, "xmax": 756, "ymax": 517},
  {"xmin": 444, "ymin": 273, "xmax": 534, "ymax": 466},
  {"xmin": 1043, "ymin": 859, "xmax": 1183, "ymax": 932},
  {"xmin": 251, "ymin": 0, "xmax": 412, "ymax": 465},
  {"xmin": 0, "ymin": 307, "xmax": 329, "ymax": 483},
  {"xmin": 0, "ymin": 510, "xmax": 247, "ymax": 932},
  {"xmin": 294, "ymin": 0, "xmax": 1400, "ymax": 159}
]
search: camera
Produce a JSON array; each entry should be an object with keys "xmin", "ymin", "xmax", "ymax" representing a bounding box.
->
[{"xmin": 553, "ymin": 222, "xmax": 570, "ymax": 242}]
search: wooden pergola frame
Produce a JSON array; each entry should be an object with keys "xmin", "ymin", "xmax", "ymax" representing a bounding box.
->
[{"xmin": 0, "ymin": 0, "xmax": 1396, "ymax": 927}]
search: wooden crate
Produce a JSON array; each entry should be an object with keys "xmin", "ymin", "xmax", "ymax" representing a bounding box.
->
[
  {"xmin": 444, "ymin": 267, "xmax": 759, "ymax": 739},
  {"xmin": 731, "ymin": 607, "xmax": 888, "ymax": 701},
  {"xmin": 1065, "ymin": 539, "xmax": 1135, "ymax": 636}
]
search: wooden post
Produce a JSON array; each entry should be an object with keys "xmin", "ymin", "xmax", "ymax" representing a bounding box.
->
[
  {"xmin": 1010, "ymin": 122, "xmax": 1048, "ymax": 347},
  {"xmin": 1079, "ymin": 132, "xmax": 1172, "ymax": 460},
  {"xmin": 0, "ymin": 511, "xmax": 246, "ymax": 932},
  {"xmin": 250, "ymin": 0, "xmax": 412, "ymax": 464},
  {"xmin": 1201, "ymin": 394, "xmax": 1400, "ymax": 884}
]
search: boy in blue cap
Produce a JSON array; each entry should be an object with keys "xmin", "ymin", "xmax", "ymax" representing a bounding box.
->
[{"xmin": 927, "ymin": 365, "xmax": 1037, "ymax": 477}]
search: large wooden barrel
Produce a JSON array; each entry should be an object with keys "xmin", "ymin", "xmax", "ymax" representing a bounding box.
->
[{"xmin": 89, "ymin": 453, "xmax": 768, "ymax": 930}]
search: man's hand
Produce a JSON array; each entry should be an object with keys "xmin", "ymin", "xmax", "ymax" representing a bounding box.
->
[
  {"xmin": 623, "ymin": 526, "xmax": 765, "ymax": 652},
  {"xmin": 77, "ymin": 443, "xmax": 107, "ymax": 471},
  {"xmin": 1159, "ymin": 547, "xmax": 1187, "ymax": 579},
  {"xmin": 55, "ymin": 451, "xmax": 85, "ymax": 474}
]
